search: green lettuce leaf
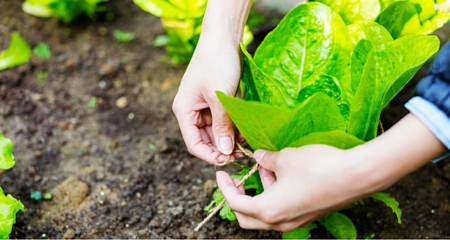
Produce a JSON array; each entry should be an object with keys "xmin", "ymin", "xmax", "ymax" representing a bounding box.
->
[
  {"xmin": 376, "ymin": 0, "xmax": 450, "ymax": 38},
  {"xmin": 309, "ymin": 0, "xmax": 381, "ymax": 24},
  {"xmin": 318, "ymin": 212, "xmax": 357, "ymax": 239},
  {"xmin": 0, "ymin": 134, "xmax": 15, "ymax": 170},
  {"xmin": 252, "ymin": 2, "xmax": 351, "ymax": 107},
  {"xmin": 0, "ymin": 33, "xmax": 31, "ymax": 71},
  {"xmin": 370, "ymin": 193, "xmax": 402, "ymax": 224},
  {"xmin": 282, "ymin": 224, "xmax": 318, "ymax": 239},
  {"xmin": 217, "ymin": 91, "xmax": 346, "ymax": 151},
  {"xmin": 348, "ymin": 34, "xmax": 439, "ymax": 140},
  {"xmin": 376, "ymin": 1, "xmax": 421, "ymax": 39},
  {"xmin": 0, "ymin": 188, "xmax": 25, "ymax": 239}
]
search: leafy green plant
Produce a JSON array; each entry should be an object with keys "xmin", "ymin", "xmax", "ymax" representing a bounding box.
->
[
  {"xmin": 206, "ymin": 2, "xmax": 441, "ymax": 238},
  {"xmin": 133, "ymin": 0, "xmax": 260, "ymax": 65},
  {"xmin": 310, "ymin": 0, "xmax": 450, "ymax": 38},
  {"xmin": 0, "ymin": 32, "xmax": 31, "ymax": 71},
  {"xmin": 0, "ymin": 134, "xmax": 25, "ymax": 239},
  {"xmin": 22, "ymin": 0, "xmax": 107, "ymax": 23},
  {"xmin": 33, "ymin": 43, "xmax": 51, "ymax": 59}
]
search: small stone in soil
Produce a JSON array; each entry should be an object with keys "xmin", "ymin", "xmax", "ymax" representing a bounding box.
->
[{"xmin": 116, "ymin": 96, "xmax": 128, "ymax": 108}]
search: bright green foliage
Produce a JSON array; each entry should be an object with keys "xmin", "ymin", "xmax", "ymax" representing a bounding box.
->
[
  {"xmin": 311, "ymin": 0, "xmax": 450, "ymax": 39},
  {"xmin": 113, "ymin": 30, "xmax": 136, "ymax": 43},
  {"xmin": 309, "ymin": 0, "xmax": 381, "ymax": 24},
  {"xmin": 44, "ymin": 193, "xmax": 52, "ymax": 200},
  {"xmin": 318, "ymin": 212, "xmax": 357, "ymax": 239},
  {"xmin": 0, "ymin": 135, "xmax": 25, "ymax": 239},
  {"xmin": 0, "ymin": 33, "xmax": 31, "ymax": 71},
  {"xmin": 33, "ymin": 43, "xmax": 51, "ymax": 59},
  {"xmin": 22, "ymin": 0, "xmax": 106, "ymax": 23},
  {"xmin": 0, "ymin": 188, "xmax": 25, "ymax": 239},
  {"xmin": 204, "ymin": 189, "xmax": 236, "ymax": 221},
  {"xmin": 370, "ymin": 193, "xmax": 402, "ymax": 224},
  {"xmin": 205, "ymin": 164, "xmax": 264, "ymax": 221},
  {"xmin": 0, "ymin": 134, "xmax": 15, "ymax": 170},
  {"xmin": 215, "ymin": 2, "xmax": 440, "ymax": 239},
  {"xmin": 282, "ymin": 224, "xmax": 317, "ymax": 239}
]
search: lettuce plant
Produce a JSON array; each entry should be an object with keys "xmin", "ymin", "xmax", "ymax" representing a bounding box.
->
[
  {"xmin": 310, "ymin": 0, "xmax": 450, "ymax": 38},
  {"xmin": 133, "ymin": 0, "xmax": 258, "ymax": 65},
  {"xmin": 0, "ymin": 33, "xmax": 31, "ymax": 71},
  {"xmin": 0, "ymin": 134, "xmax": 25, "ymax": 239},
  {"xmin": 22, "ymin": 0, "xmax": 107, "ymax": 23},
  {"xmin": 207, "ymin": 2, "xmax": 440, "ymax": 238}
]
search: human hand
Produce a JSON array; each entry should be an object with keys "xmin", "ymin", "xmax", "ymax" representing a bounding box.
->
[
  {"xmin": 172, "ymin": 36, "xmax": 243, "ymax": 164},
  {"xmin": 216, "ymin": 145, "xmax": 371, "ymax": 232},
  {"xmin": 216, "ymin": 114, "xmax": 447, "ymax": 232}
]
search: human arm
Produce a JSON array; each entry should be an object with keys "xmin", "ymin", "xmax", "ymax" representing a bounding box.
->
[
  {"xmin": 172, "ymin": 0, "xmax": 252, "ymax": 164},
  {"xmin": 216, "ymin": 113, "xmax": 447, "ymax": 231}
]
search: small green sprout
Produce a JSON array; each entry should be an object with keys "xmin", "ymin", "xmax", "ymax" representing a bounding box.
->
[
  {"xmin": 33, "ymin": 43, "xmax": 51, "ymax": 59},
  {"xmin": 88, "ymin": 97, "xmax": 98, "ymax": 108},
  {"xmin": 113, "ymin": 30, "xmax": 135, "ymax": 43}
]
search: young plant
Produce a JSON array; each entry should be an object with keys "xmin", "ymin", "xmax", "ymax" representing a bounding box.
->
[
  {"xmin": 0, "ymin": 134, "xmax": 25, "ymax": 239},
  {"xmin": 0, "ymin": 32, "xmax": 31, "ymax": 71},
  {"xmin": 22, "ymin": 0, "xmax": 107, "ymax": 23},
  {"xmin": 205, "ymin": 2, "xmax": 440, "ymax": 238},
  {"xmin": 310, "ymin": 0, "xmax": 450, "ymax": 39},
  {"xmin": 33, "ymin": 43, "xmax": 51, "ymax": 59}
]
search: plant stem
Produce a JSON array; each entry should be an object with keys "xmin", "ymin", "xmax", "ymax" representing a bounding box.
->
[{"xmin": 194, "ymin": 143, "xmax": 258, "ymax": 232}]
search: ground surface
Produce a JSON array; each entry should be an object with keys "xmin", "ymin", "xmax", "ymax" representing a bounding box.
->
[{"xmin": 1, "ymin": 1, "xmax": 450, "ymax": 239}]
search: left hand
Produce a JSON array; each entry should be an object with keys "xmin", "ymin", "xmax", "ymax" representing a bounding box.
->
[{"xmin": 216, "ymin": 145, "xmax": 371, "ymax": 232}]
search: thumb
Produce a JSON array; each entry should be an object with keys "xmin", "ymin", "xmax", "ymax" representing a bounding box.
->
[
  {"xmin": 209, "ymin": 97, "xmax": 235, "ymax": 155},
  {"xmin": 254, "ymin": 149, "xmax": 279, "ymax": 172}
]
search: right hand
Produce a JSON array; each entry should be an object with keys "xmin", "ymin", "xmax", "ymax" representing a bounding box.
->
[{"xmin": 172, "ymin": 36, "xmax": 243, "ymax": 164}]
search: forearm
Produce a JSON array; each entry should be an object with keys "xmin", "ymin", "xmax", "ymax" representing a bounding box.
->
[
  {"xmin": 201, "ymin": 0, "xmax": 253, "ymax": 45},
  {"xmin": 351, "ymin": 113, "xmax": 447, "ymax": 194}
]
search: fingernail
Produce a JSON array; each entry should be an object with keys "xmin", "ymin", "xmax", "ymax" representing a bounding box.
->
[
  {"xmin": 254, "ymin": 150, "xmax": 267, "ymax": 162},
  {"xmin": 218, "ymin": 136, "xmax": 233, "ymax": 155}
]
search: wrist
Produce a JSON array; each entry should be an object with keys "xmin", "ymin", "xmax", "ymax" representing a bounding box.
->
[{"xmin": 200, "ymin": 0, "xmax": 252, "ymax": 45}]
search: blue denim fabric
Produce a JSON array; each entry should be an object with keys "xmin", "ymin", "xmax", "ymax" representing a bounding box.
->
[
  {"xmin": 405, "ymin": 96, "xmax": 450, "ymax": 162},
  {"xmin": 416, "ymin": 42, "xmax": 450, "ymax": 117}
]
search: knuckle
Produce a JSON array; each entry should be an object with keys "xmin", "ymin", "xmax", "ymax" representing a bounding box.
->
[
  {"xmin": 260, "ymin": 209, "xmax": 285, "ymax": 225},
  {"xmin": 213, "ymin": 120, "xmax": 233, "ymax": 132},
  {"xmin": 278, "ymin": 222, "xmax": 299, "ymax": 232}
]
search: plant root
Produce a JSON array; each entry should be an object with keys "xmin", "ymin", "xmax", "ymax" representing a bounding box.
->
[{"xmin": 194, "ymin": 142, "xmax": 258, "ymax": 232}]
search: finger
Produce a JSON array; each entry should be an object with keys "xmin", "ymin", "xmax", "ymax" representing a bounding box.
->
[
  {"xmin": 254, "ymin": 149, "xmax": 279, "ymax": 172},
  {"xmin": 258, "ymin": 165, "xmax": 276, "ymax": 190},
  {"xmin": 234, "ymin": 211, "xmax": 273, "ymax": 230},
  {"xmin": 232, "ymin": 178, "xmax": 245, "ymax": 194},
  {"xmin": 216, "ymin": 171, "xmax": 259, "ymax": 215},
  {"xmin": 208, "ymin": 96, "xmax": 235, "ymax": 155}
]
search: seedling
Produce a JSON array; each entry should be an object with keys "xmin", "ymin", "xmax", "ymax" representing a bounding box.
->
[
  {"xmin": 33, "ymin": 43, "xmax": 51, "ymax": 59},
  {"xmin": 113, "ymin": 30, "xmax": 136, "ymax": 43}
]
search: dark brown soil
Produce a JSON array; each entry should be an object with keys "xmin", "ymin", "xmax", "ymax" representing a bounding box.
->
[{"xmin": 0, "ymin": 1, "xmax": 449, "ymax": 238}]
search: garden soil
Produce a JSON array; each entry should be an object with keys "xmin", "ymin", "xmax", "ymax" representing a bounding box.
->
[{"xmin": 1, "ymin": 1, "xmax": 450, "ymax": 238}]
